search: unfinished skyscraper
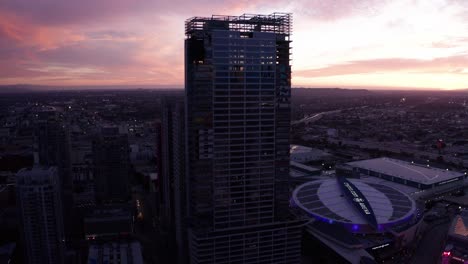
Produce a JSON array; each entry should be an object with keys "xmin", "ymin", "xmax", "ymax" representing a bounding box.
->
[{"xmin": 184, "ymin": 13, "xmax": 304, "ymax": 264}]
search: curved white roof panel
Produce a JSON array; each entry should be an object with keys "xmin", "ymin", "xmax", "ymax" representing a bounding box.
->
[{"xmin": 292, "ymin": 178, "xmax": 417, "ymax": 233}]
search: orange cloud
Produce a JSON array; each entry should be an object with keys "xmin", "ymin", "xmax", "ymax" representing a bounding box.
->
[{"xmin": 1, "ymin": 0, "xmax": 468, "ymax": 88}]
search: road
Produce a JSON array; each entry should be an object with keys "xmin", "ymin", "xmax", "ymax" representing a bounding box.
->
[
  {"xmin": 292, "ymin": 106, "xmax": 370, "ymax": 126},
  {"xmin": 133, "ymin": 186, "xmax": 161, "ymax": 263},
  {"xmin": 292, "ymin": 109, "xmax": 342, "ymax": 125}
]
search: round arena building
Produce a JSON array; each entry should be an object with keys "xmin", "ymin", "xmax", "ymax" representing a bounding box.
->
[{"xmin": 292, "ymin": 177, "xmax": 418, "ymax": 234}]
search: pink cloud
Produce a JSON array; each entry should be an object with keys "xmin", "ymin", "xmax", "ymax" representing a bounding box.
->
[
  {"xmin": 293, "ymin": 0, "xmax": 390, "ymax": 21},
  {"xmin": 0, "ymin": 0, "xmax": 467, "ymax": 87},
  {"xmin": 0, "ymin": 0, "xmax": 156, "ymax": 26},
  {"xmin": 0, "ymin": 0, "xmax": 276, "ymax": 26}
]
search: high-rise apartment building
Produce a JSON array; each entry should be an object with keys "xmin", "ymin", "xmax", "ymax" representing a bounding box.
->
[
  {"xmin": 93, "ymin": 125, "xmax": 131, "ymax": 203},
  {"xmin": 184, "ymin": 13, "xmax": 304, "ymax": 264},
  {"xmin": 16, "ymin": 166, "xmax": 65, "ymax": 264},
  {"xmin": 35, "ymin": 106, "xmax": 72, "ymax": 190},
  {"xmin": 34, "ymin": 106, "xmax": 74, "ymax": 245},
  {"xmin": 158, "ymin": 97, "xmax": 187, "ymax": 264}
]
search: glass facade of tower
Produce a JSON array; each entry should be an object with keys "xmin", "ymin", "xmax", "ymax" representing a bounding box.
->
[
  {"xmin": 185, "ymin": 13, "xmax": 303, "ymax": 264},
  {"xmin": 211, "ymin": 29, "xmax": 278, "ymax": 229}
]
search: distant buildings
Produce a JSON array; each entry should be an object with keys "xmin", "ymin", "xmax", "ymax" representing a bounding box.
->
[
  {"xmin": 184, "ymin": 13, "xmax": 304, "ymax": 263},
  {"xmin": 16, "ymin": 166, "xmax": 65, "ymax": 264},
  {"xmin": 93, "ymin": 126, "xmax": 131, "ymax": 203}
]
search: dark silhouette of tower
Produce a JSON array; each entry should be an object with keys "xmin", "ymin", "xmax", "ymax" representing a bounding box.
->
[
  {"xmin": 92, "ymin": 125, "xmax": 131, "ymax": 203},
  {"xmin": 158, "ymin": 97, "xmax": 187, "ymax": 263},
  {"xmin": 34, "ymin": 106, "xmax": 74, "ymax": 246},
  {"xmin": 16, "ymin": 166, "xmax": 65, "ymax": 264}
]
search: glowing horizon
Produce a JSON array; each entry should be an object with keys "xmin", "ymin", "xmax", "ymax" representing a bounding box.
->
[{"xmin": 1, "ymin": 0, "xmax": 467, "ymax": 90}]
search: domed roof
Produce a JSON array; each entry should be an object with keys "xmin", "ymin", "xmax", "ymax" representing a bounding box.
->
[{"xmin": 292, "ymin": 178, "xmax": 416, "ymax": 231}]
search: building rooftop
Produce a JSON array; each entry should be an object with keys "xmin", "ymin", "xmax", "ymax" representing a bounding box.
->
[
  {"xmin": 359, "ymin": 176, "xmax": 420, "ymax": 195},
  {"xmin": 185, "ymin": 12, "xmax": 292, "ymax": 36},
  {"xmin": 347, "ymin": 157, "xmax": 465, "ymax": 185},
  {"xmin": 448, "ymin": 213, "xmax": 468, "ymax": 241},
  {"xmin": 290, "ymin": 144, "xmax": 312, "ymax": 153},
  {"xmin": 292, "ymin": 178, "xmax": 416, "ymax": 231},
  {"xmin": 88, "ymin": 241, "xmax": 143, "ymax": 264},
  {"xmin": 290, "ymin": 161, "xmax": 321, "ymax": 178},
  {"xmin": 84, "ymin": 207, "xmax": 132, "ymax": 239},
  {"xmin": 85, "ymin": 209, "xmax": 131, "ymax": 221},
  {"xmin": 290, "ymin": 145, "xmax": 331, "ymax": 157},
  {"xmin": 16, "ymin": 166, "xmax": 57, "ymax": 185}
]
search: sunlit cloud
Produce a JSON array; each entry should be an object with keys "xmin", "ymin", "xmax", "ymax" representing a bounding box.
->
[
  {"xmin": 295, "ymin": 55, "xmax": 468, "ymax": 77},
  {"xmin": 0, "ymin": 0, "xmax": 467, "ymax": 89}
]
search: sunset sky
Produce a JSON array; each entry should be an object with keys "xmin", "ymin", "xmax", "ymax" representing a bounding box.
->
[{"xmin": 1, "ymin": 0, "xmax": 467, "ymax": 90}]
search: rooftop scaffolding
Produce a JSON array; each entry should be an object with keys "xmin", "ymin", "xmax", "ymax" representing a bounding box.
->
[{"xmin": 185, "ymin": 12, "xmax": 292, "ymax": 37}]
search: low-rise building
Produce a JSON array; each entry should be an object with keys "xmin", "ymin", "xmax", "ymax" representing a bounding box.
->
[
  {"xmin": 84, "ymin": 204, "xmax": 133, "ymax": 241},
  {"xmin": 442, "ymin": 211, "xmax": 468, "ymax": 264},
  {"xmin": 87, "ymin": 241, "xmax": 143, "ymax": 264},
  {"xmin": 347, "ymin": 157, "xmax": 467, "ymax": 199}
]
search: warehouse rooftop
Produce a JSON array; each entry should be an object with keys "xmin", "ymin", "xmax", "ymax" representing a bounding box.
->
[{"xmin": 347, "ymin": 157, "xmax": 465, "ymax": 185}]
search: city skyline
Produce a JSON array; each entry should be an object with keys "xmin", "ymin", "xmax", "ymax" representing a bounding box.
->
[{"xmin": 1, "ymin": 0, "xmax": 468, "ymax": 90}]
